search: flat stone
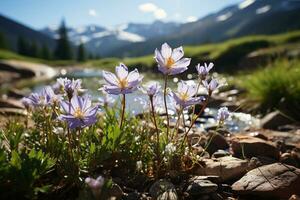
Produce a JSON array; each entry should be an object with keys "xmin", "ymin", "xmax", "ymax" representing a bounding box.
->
[
  {"xmin": 186, "ymin": 179, "xmax": 218, "ymax": 196},
  {"xmin": 231, "ymin": 135, "xmax": 280, "ymax": 159},
  {"xmin": 196, "ymin": 156, "xmax": 249, "ymax": 181},
  {"xmin": 260, "ymin": 111, "xmax": 294, "ymax": 130},
  {"xmin": 0, "ymin": 108, "xmax": 27, "ymax": 116},
  {"xmin": 232, "ymin": 163, "xmax": 300, "ymax": 199},
  {"xmin": 190, "ymin": 175, "xmax": 221, "ymax": 184},
  {"xmin": 212, "ymin": 150, "xmax": 230, "ymax": 158},
  {"xmin": 0, "ymin": 98, "xmax": 24, "ymax": 109},
  {"xmin": 206, "ymin": 132, "xmax": 229, "ymax": 155}
]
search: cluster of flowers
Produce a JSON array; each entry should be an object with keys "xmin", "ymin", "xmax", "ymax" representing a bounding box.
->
[
  {"xmin": 21, "ymin": 42, "xmax": 231, "ymax": 198},
  {"xmin": 21, "ymin": 42, "xmax": 230, "ymax": 130},
  {"xmin": 22, "ymin": 78, "xmax": 98, "ymax": 129}
]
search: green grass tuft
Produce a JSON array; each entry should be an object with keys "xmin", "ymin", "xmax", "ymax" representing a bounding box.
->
[{"xmin": 238, "ymin": 59, "xmax": 300, "ymax": 120}]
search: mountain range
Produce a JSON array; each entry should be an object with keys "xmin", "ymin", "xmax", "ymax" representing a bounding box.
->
[{"xmin": 1, "ymin": 0, "xmax": 300, "ymax": 58}]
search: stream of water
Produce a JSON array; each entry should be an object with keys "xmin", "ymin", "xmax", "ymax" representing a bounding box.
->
[{"xmin": 33, "ymin": 68, "xmax": 259, "ymax": 133}]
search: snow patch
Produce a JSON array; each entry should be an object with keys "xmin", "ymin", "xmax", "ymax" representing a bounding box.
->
[
  {"xmin": 116, "ymin": 31, "xmax": 145, "ymax": 42},
  {"xmin": 76, "ymin": 27, "xmax": 86, "ymax": 34},
  {"xmin": 217, "ymin": 12, "xmax": 232, "ymax": 22},
  {"xmin": 256, "ymin": 5, "xmax": 271, "ymax": 14},
  {"xmin": 239, "ymin": 0, "xmax": 255, "ymax": 9},
  {"xmin": 92, "ymin": 31, "xmax": 111, "ymax": 38}
]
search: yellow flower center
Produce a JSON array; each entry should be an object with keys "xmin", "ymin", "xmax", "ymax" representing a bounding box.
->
[
  {"xmin": 118, "ymin": 78, "xmax": 128, "ymax": 89},
  {"xmin": 179, "ymin": 91, "xmax": 189, "ymax": 101},
  {"xmin": 74, "ymin": 107, "xmax": 84, "ymax": 119},
  {"xmin": 165, "ymin": 57, "xmax": 175, "ymax": 69}
]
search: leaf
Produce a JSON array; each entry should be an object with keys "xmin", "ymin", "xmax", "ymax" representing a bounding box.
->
[{"xmin": 10, "ymin": 150, "xmax": 21, "ymax": 170}]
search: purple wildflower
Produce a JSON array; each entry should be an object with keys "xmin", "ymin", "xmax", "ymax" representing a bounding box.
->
[
  {"xmin": 202, "ymin": 79, "xmax": 219, "ymax": 96},
  {"xmin": 196, "ymin": 62, "xmax": 214, "ymax": 80},
  {"xmin": 55, "ymin": 78, "xmax": 82, "ymax": 99},
  {"xmin": 59, "ymin": 95, "xmax": 98, "ymax": 129},
  {"xmin": 21, "ymin": 97, "xmax": 32, "ymax": 110},
  {"xmin": 43, "ymin": 86, "xmax": 62, "ymax": 106},
  {"xmin": 102, "ymin": 63, "xmax": 143, "ymax": 95},
  {"xmin": 141, "ymin": 81, "xmax": 161, "ymax": 97},
  {"xmin": 154, "ymin": 43, "xmax": 191, "ymax": 75},
  {"xmin": 85, "ymin": 176, "xmax": 105, "ymax": 199},
  {"xmin": 217, "ymin": 107, "xmax": 230, "ymax": 123},
  {"xmin": 170, "ymin": 81, "xmax": 205, "ymax": 108},
  {"xmin": 25, "ymin": 86, "xmax": 61, "ymax": 107}
]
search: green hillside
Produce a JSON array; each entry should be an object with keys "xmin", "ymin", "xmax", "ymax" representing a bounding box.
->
[
  {"xmin": 1, "ymin": 30, "xmax": 300, "ymax": 73},
  {"xmin": 84, "ymin": 31, "xmax": 300, "ymax": 72}
]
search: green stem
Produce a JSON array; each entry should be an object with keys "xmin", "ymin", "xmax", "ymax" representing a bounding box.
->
[
  {"xmin": 67, "ymin": 99, "xmax": 74, "ymax": 162},
  {"xmin": 191, "ymin": 80, "xmax": 202, "ymax": 117},
  {"xmin": 163, "ymin": 75, "xmax": 170, "ymax": 140},
  {"xmin": 171, "ymin": 107, "xmax": 183, "ymax": 141},
  {"xmin": 120, "ymin": 94, "xmax": 126, "ymax": 129},
  {"xmin": 150, "ymin": 96, "xmax": 160, "ymax": 177},
  {"xmin": 180, "ymin": 97, "xmax": 210, "ymax": 149},
  {"xmin": 77, "ymin": 128, "xmax": 81, "ymax": 155}
]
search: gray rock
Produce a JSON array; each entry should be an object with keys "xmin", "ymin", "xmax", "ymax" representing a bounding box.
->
[
  {"xmin": 231, "ymin": 135, "xmax": 280, "ymax": 159},
  {"xmin": 186, "ymin": 178, "xmax": 218, "ymax": 196},
  {"xmin": 261, "ymin": 111, "xmax": 294, "ymax": 130},
  {"xmin": 232, "ymin": 163, "xmax": 300, "ymax": 199},
  {"xmin": 196, "ymin": 156, "xmax": 249, "ymax": 181},
  {"xmin": 0, "ymin": 98, "xmax": 24, "ymax": 109},
  {"xmin": 0, "ymin": 108, "xmax": 27, "ymax": 116},
  {"xmin": 190, "ymin": 175, "xmax": 221, "ymax": 184},
  {"xmin": 212, "ymin": 150, "xmax": 230, "ymax": 158},
  {"xmin": 149, "ymin": 179, "xmax": 178, "ymax": 200},
  {"xmin": 206, "ymin": 132, "xmax": 229, "ymax": 155}
]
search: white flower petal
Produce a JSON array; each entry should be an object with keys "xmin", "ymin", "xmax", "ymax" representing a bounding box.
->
[
  {"xmin": 171, "ymin": 46, "xmax": 184, "ymax": 61},
  {"xmin": 103, "ymin": 71, "xmax": 119, "ymax": 86},
  {"xmin": 161, "ymin": 43, "xmax": 172, "ymax": 59},
  {"xmin": 115, "ymin": 63, "xmax": 128, "ymax": 80}
]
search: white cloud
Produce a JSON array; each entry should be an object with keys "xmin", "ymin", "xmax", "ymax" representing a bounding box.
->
[
  {"xmin": 88, "ymin": 9, "xmax": 97, "ymax": 17},
  {"xmin": 138, "ymin": 3, "xmax": 167, "ymax": 19},
  {"xmin": 186, "ymin": 16, "xmax": 197, "ymax": 23},
  {"xmin": 139, "ymin": 3, "xmax": 157, "ymax": 12},
  {"xmin": 154, "ymin": 8, "xmax": 167, "ymax": 19}
]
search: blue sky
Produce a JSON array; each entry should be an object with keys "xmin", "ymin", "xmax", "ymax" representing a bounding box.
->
[{"xmin": 0, "ymin": 0, "xmax": 242, "ymax": 29}]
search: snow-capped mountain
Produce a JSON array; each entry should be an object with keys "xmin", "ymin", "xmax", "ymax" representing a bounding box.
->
[
  {"xmin": 40, "ymin": 0, "xmax": 300, "ymax": 57},
  {"xmin": 112, "ymin": 0, "xmax": 300, "ymax": 57},
  {"xmin": 41, "ymin": 21, "xmax": 179, "ymax": 56}
]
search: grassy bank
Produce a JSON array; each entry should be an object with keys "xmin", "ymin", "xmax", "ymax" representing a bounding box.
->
[{"xmin": 235, "ymin": 59, "xmax": 300, "ymax": 120}]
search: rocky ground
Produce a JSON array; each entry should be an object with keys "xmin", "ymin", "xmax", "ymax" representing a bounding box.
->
[{"xmin": 84, "ymin": 127, "xmax": 300, "ymax": 200}]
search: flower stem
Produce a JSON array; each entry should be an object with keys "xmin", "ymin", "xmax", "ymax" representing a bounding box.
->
[
  {"xmin": 191, "ymin": 80, "xmax": 202, "ymax": 116},
  {"xmin": 67, "ymin": 99, "xmax": 74, "ymax": 162},
  {"xmin": 171, "ymin": 107, "xmax": 183, "ymax": 141},
  {"xmin": 150, "ymin": 96, "xmax": 160, "ymax": 177},
  {"xmin": 180, "ymin": 97, "xmax": 210, "ymax": 149},
  {"xmin": 120, "ymin": 94, "xmax": 126, "ymax": 129},
  {"xmin": 163, "ymin": 75, "xmax": 170, "ymax": 139}
]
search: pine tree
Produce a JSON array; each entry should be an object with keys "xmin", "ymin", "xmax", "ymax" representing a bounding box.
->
[
  {"xmin": 77, "ymin": 42, "xmax": 86, "ymax": 62},
  {"xmin": 54, "ymin": 19, "xmax": 72, "ymax": 60},
  {"xmin": 17, "ymin": 36, "xmax": 29, "ymax": 56},
  {"xmin": 41, "ymin": 44, "xmax": 51, "ymax": 60},
  {"xmin": 29, "ymin": 41, "xmax": 38, "ymax": 57},
  {"xmin": 88, "ymin": 53, "xmax": 94, "ymax": 60},
  {"xmin": 0, "ymin": 32, "xmax": 8, "ymax": 49}
]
